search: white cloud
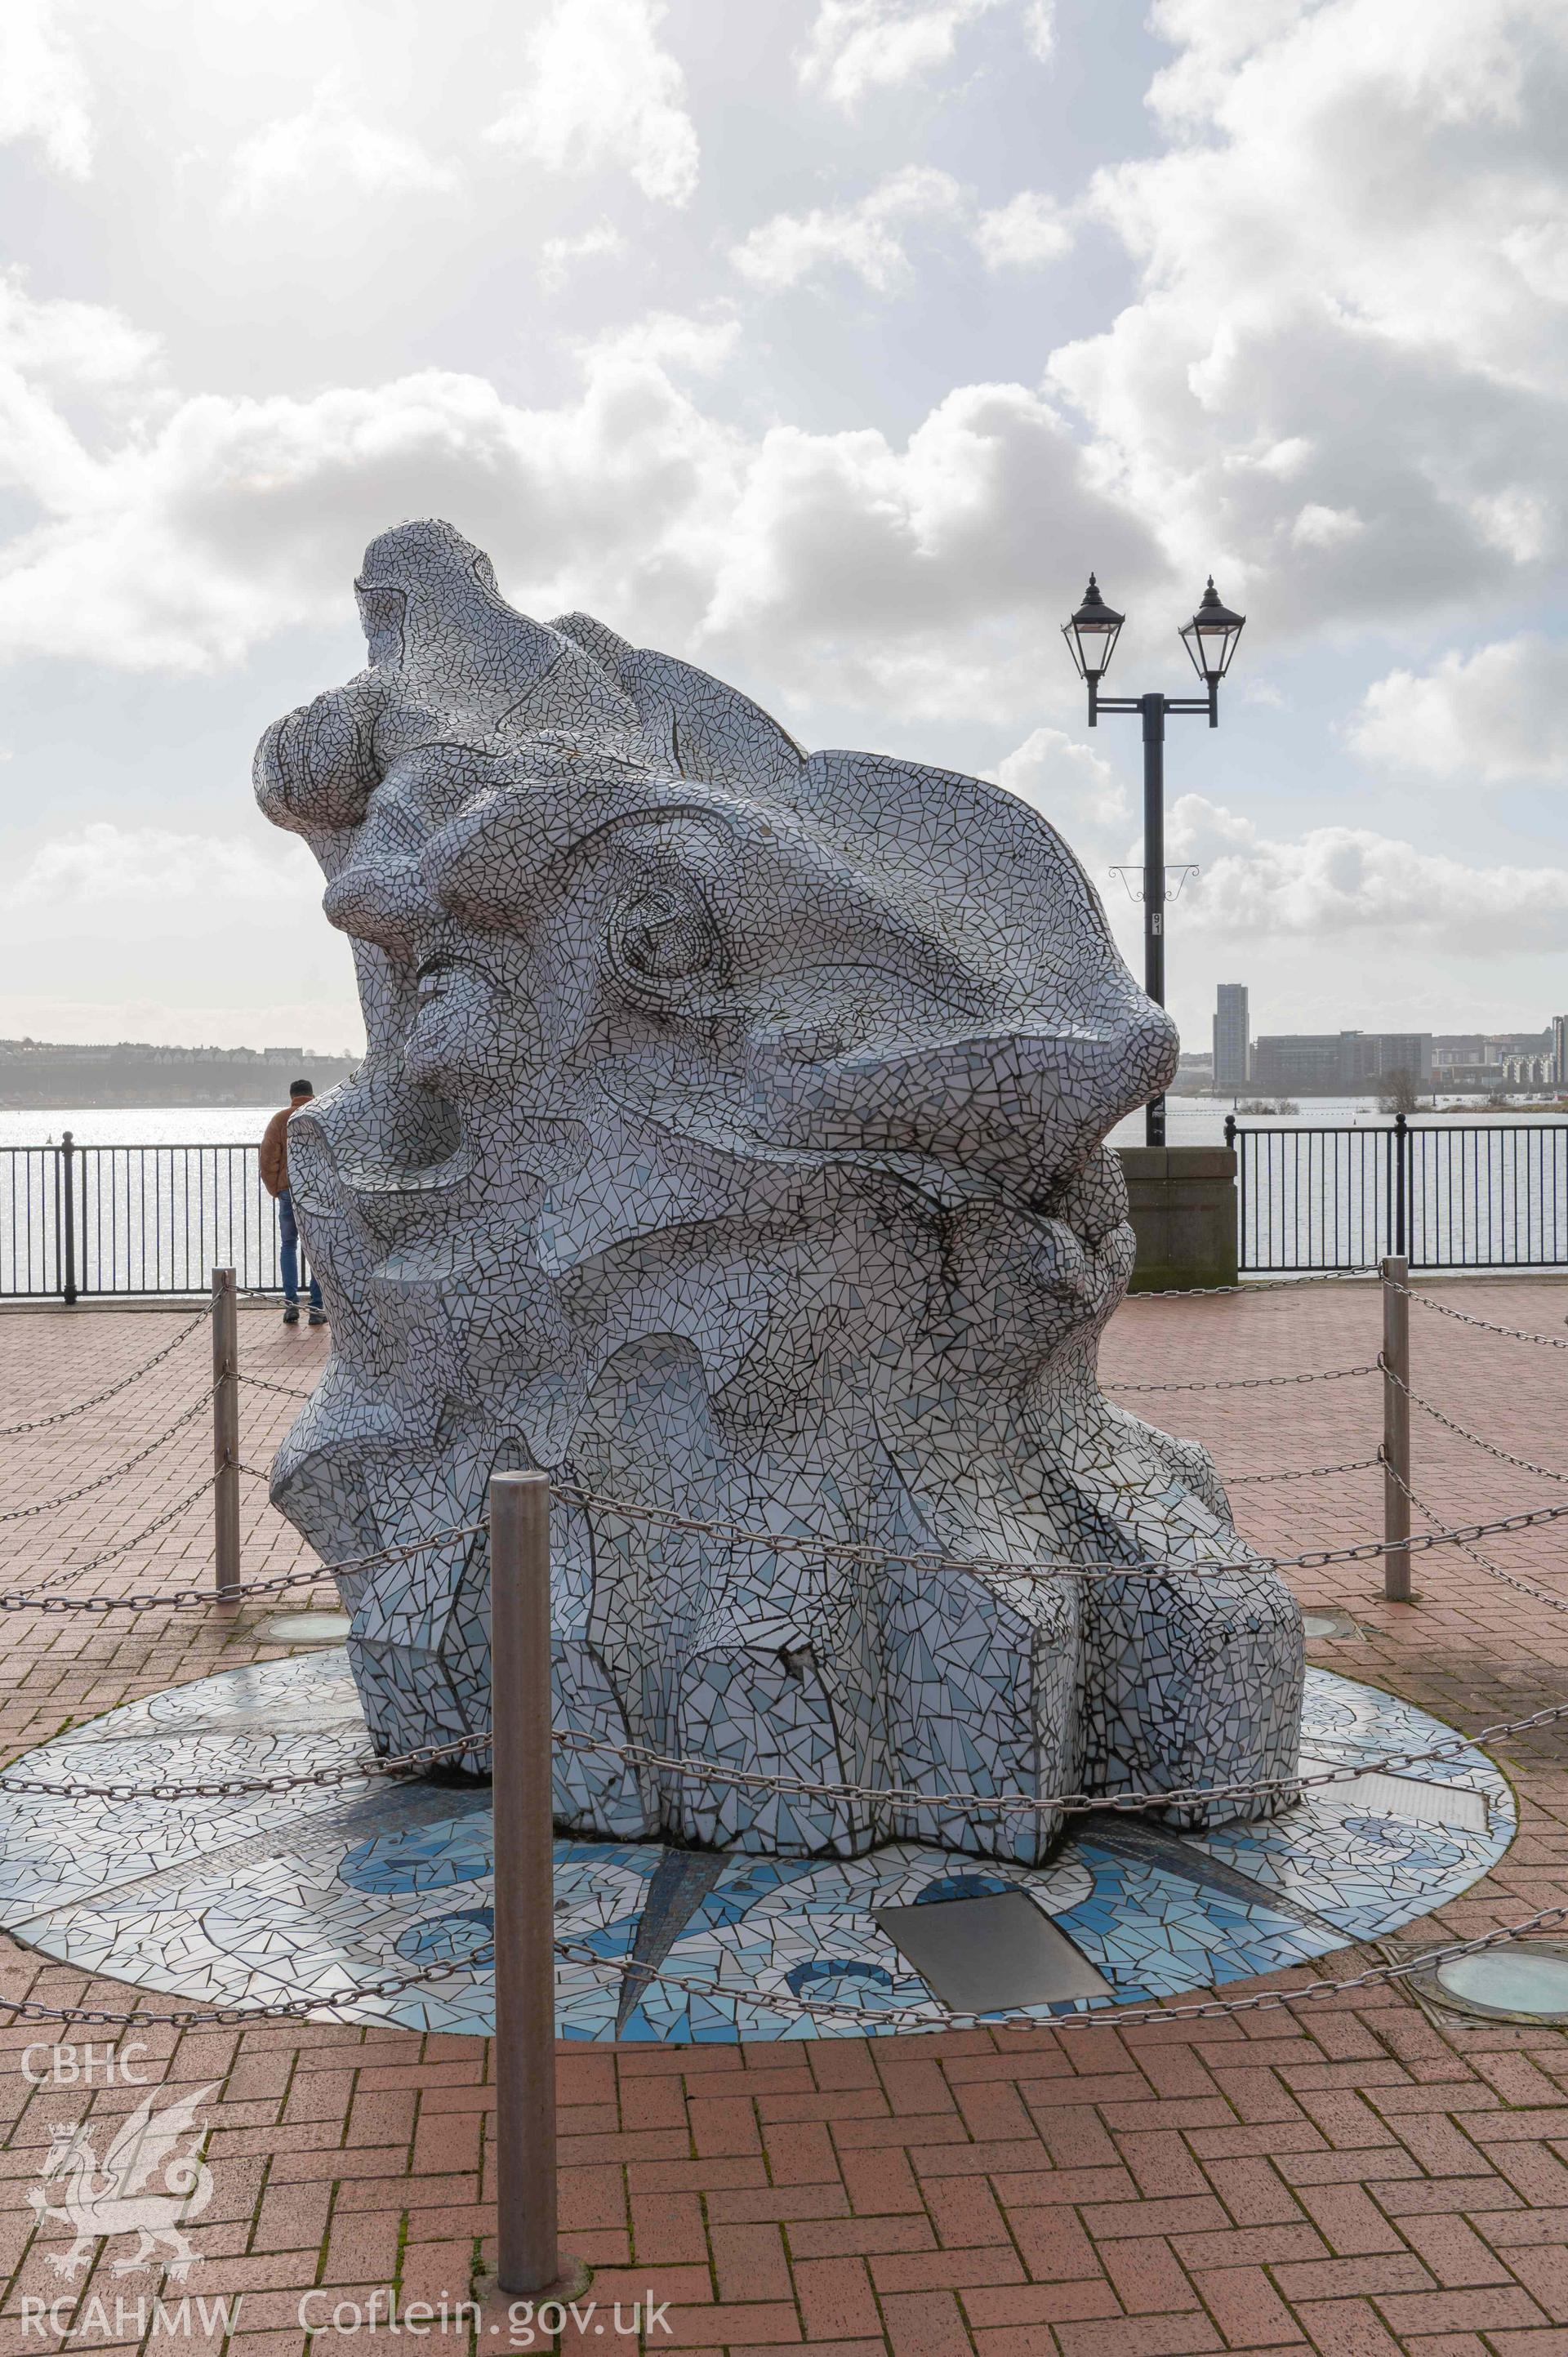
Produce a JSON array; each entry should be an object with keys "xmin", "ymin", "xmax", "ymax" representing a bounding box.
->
[
  {"xmin": 991, "ymin": 724, "xmax": 1129, "ymax": 833},
  {"xmin": 226, "ymin": 80, "xmax": 457, "ymax": 214},
  {"xmin": 1167, "ymin": 795, "xmax": 1568, "ymax": 954},
  {"xmin": 486, "ymin": 0, "xmax": 698, "ymax": 208},
  {"xmin": 1348, "ymin": 635, "xmax": 1568, "ymax": 782},
  {"xmin": 1022, "ymin": 1, "xmax": 1055, "ymax": 62},
  {"xmin": 973, "ymin": 189, "xmax": 1071, "ymax": 270},
  {"xmin": 538, "ymin": 221, "xmax": 628, "ymax": 294},
  {"xmin": 1047, "ymin": 0, "xmax": 1568, "ymax": 638},
  {"xmin": 731, "ymin": 167, "xmax": 964, "ymax": 294},
  {"xmin": 0, "ymin": 314, "xmax": 1157, "ymax": 706},
  {"xmin": 0, "ymin": 0, "xmax": 91, "ymax": 177},
  {"xmin": 0, "ymin": 274, "xmax": 159, "ymax": 391},
  {"xmin": 798, "ymin": 0, "xmax": 1004, "ymax": 107},
  {"xmin": 8, "ymin": 823, "xmax": 312, "ymax": 907}
]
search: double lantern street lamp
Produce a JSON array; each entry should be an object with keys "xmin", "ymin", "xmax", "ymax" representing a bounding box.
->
[{"xmin": 1062, "ymin": 574, "xmax": 1246, "ymax": 1147}]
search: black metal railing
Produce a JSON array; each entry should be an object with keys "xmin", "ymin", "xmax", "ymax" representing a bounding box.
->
[
  {"xmin": 5, "ymin": 1122, "xmax": 1566, "ymax": 1294},
  {"xmin": 1, "ymin": 1136, "xmax": 301, "ymax": 1299},
  {"xmin": 1226, "ymin": 1113, "xmax": 1568, "ymax": 1272}
]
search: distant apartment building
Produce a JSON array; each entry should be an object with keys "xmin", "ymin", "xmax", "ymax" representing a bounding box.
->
[
  {"xmin": 1212, "ymin": 984, "xmax": 1250, "ymax": 1088},
  {"xmin": 1250, "ymin": 1031, "xmax": 1432, "ymax": 1094},
  {"xmin": 1432, "ymin": 1031, "xmax": 1555, "ymax": 1090},
  {"xmin": 1555, "ymin": 1015, "xmax": 1568, "ymax": 1085}
]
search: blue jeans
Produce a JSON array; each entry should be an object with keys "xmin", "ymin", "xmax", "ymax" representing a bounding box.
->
[{"xmin": 278, "ymin": 1188, "xmax": 322, "ymax": 1308}]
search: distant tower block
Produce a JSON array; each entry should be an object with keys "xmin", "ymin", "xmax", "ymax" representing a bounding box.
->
[{"xmin": 1214, "ymin": 983, "xmax": 1250, "ymax": 1089}]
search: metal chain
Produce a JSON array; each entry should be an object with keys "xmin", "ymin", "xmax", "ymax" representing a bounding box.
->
[
  {"xmin": 0, "ymin": 1942, "xmax": 497, "ymax": 2028},
  {"xmin": 0, "ymin": 1723, "xmax": 483, "ymax": 1801},
  {"xmin": 545, "ymin": 1694, "xmax": 1557, "ymax": 1816},
  {"xmin": 14, "ymin": 1673, "xmax": 1567, "ymax": 1815},
  {"xmin": 553, "ymin": 1899, "xmax": 1568, "ymax": 2034},
  {"xmin": 1388, "ymin": 1371, "xmax": 1568, "ymax": 1487},
  {"xmin": 239, "ymin": 1370, "xmax": 314, "ymax": 1402},
  {"xmin": 1223, "ymin": 1455, "xmax": 1380, "ymax": 1488},
  {"xmin": 1390, "ymin": 1463, "xmax": 1568, "ymax": 1620},
  {"xmin": 33, "ymin": 1473, "xmax": 219, "ymax": 1588},
  {"xmin": 0, "ymin": 1304, "xmax": 213, "ymax": 1437},
  {"xmin": 1106, "ymin": 1362, "xmax": 1378, "ymax": 1396},
  {"xmin": 10, "ymin": 1901, "xmax": 1565, "ymax": 2032},
  {"xmin": 0, "ymin": 1392, "xmax": 216, "ymax": 1523},
  {"xmin": 0, "ymin": 1519, "xmax": 486, "ymax": 1614},
  {"xmin": 1395, "ymin": 1288, "xmax": 1568, "ymax": 1350},
  {"xmin": 550, "ymin": 1477, "xmax": 1568, "ymax": 1583},
  {"xmin": 1121, "ymin": 1271, "xmax": 1376, "ymax": 1300}
]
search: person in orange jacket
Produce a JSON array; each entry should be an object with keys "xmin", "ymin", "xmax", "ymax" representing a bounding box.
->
[{"xmin": 261, "ymin": 1080, "xmax": 326, "ymax": 1326}]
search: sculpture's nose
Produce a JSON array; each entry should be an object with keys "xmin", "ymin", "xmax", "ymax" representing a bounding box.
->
[{"xmin": 771, "ymin": 997, "xmax": 1178, "ymax": 1203}]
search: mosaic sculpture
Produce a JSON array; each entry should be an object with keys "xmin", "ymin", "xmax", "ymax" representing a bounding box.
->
[{"xmin": 255, "ymin": 519, "xmax": 1303, "ymax": 1865}]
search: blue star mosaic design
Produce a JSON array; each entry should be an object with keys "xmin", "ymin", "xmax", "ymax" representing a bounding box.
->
[{"xmin": 0, "ymin": 1650, "xmax": 1512, "ymax": 2040}]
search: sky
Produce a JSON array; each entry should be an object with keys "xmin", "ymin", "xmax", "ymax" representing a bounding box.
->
[{"xmin": 0, "ymin": 0, "xmax": 1564, "ymax": 1057}]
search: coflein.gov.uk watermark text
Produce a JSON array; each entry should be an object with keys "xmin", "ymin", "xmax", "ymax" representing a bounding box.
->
[{"xmin": 22, "ymin": 2292, "xmax": 673, "ymax": 2345}]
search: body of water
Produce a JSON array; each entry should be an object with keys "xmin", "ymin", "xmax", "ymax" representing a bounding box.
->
[
  {"xmin": 5, "ymin": 1095, "xmax": 1564, "ymax": 1153},
  {"xmin": 2, "ymin": 1101, "xmax": 1565, "ymax": 1293}
]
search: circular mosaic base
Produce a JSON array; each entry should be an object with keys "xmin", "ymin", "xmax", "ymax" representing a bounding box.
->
[{"xmin": 0, "ymin": 1652, "xmax": 1513, "ymax": 2041}]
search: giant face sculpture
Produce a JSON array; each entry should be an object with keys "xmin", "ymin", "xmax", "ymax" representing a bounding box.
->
[{"xmin": 256, "ymin": 519, "xmax": 1303, "ymax": 1865}]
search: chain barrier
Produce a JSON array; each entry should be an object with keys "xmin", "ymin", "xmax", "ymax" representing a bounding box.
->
[
  {"xmin": 12, "ymin": 1676, "xmax": 1568, "ymax": 1815},
  {"xmin": 553, "ymin": 1899, "xmax": 1568, "ymax": 2033},
  {"xmin": 0, "ymin": 1941, "xmax": 497, "ymax": 2029},
  {"xmin": 0, "ymin": 1303, "xmax": 213, "ymax": 1437},
  {"xmin": 550, "ymin": 1477, "xmax": 1568, "ymax": 1584},
  {"xmin": 0, "ymin": 1393, "xmax": 216, "ymax": 1524},
  {"xmin": 8, "ymin": 1899, "xmax": 1565, "ymax": 2032},
  {"xmin": 33, "ymin": 1473, "xmax": 219, "ymax": 1588},
  {"xmin": 1388, "ymin": 1463, "xmax": 1568, "ymax": 1624},
  {"xmin": 1106, "ymin": 1362, "xmax": 1377, "ymax": 1396},
  {"xmin": 0, "ymin": 1519, "xmax": 486, "ymax": 1615},
  {"xmin": 239, "ymin": 1370, "xmax": 314, "ymax": 1402},
  {"xmin": 1394, "ymin": 1286, "xmax": 1568, "ymax": 1351},
  {"xmin": 1384, "ymin": 1368, "xmax": 1568, "ymax": 1489},
  {"xmin": 1121, "ymin": 1271, "xmax": 1377, "ymax": 1300},
  {"xmin": 0, "ymin": 1722, "xmax": 482, "ymax": 1801},
  {"xmin": 1223, "ymin": 1455, "xmax": 1380, "ymax": 1488}
]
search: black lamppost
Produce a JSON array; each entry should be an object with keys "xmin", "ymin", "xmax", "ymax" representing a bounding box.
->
[{"xmin": 1062, "ymin": 574, "xmax": 1246, "ymax": 1147}]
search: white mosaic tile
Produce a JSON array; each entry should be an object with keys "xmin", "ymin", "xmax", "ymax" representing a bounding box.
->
[{"xmin": 0, "ymin": 1654, "xmax": 1512, "ymax": 2041}]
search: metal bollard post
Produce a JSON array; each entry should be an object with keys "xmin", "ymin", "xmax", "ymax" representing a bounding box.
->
[
  {"xmin": 1381, "ymin": 1254, "xmax": 1411, "ymax": 1602},
  {"xmin": 59, "ymin": 1131, "xmax": 78, "ymax": 1306},
  {"xmin": 212, "ymin": 1268, "xmax": 240, "ymax": 1601},
  {"xmin": 488, "ymin": 1472, "xmax": 584, "ymax": 2303}
]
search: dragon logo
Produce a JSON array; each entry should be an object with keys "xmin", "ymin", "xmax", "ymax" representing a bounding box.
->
[{"xmin": 29, "ymin": 2081, "xmax": 218, "ymax": 2279}]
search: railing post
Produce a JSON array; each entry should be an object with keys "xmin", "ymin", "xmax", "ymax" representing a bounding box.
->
[
  {"xmin": 1393, "ymin": 1112, "xmax": 1409, "ymax": 1262},
  {"xmin": 212, "ymin": 1267, "xmax": 240, "ymax": 1600},
  {"xmin": 1381, "ymin": 1254, "xmax": 1411, "ymax": 1603},
  {"xmin": 60, "ymin": 1131, "xmax": 78, "ymax": 1305},
  {"xmin": 488, "ymin": 1472, "xmax": 583, "ymax": 2303}
]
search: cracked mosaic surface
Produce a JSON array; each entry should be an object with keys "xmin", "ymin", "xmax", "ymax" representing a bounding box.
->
[
  {"xmin": 251, "ymin": 519, "xmax": 1303, "ymax": 1861},
  {"xmin": 0, "ymin": 1654, "xmax": 1511, "ymax": 2040}
]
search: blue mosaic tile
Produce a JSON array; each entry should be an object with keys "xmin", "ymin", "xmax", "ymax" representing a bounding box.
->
[{"xmin": 0, "ymin": 1651, "xmax": 1513, "ymax": 2040}]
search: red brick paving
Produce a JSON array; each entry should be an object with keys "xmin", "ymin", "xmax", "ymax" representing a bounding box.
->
[{"xmin": 0, "ymin": 1280, "xmax": 1566, "ymax": 2354}]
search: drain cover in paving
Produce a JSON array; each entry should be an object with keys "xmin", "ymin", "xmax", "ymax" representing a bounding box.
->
[{"xmin": 872, "ymin": 1891, "xmax": 1113, "ymax": 2011}]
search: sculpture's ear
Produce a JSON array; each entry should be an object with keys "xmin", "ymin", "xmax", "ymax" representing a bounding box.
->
[{"xmin": 254, "ymin": 674, "xmax": 382, "ymax": 838}]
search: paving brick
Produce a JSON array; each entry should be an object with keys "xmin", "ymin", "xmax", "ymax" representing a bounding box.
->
[
  {"xmin": 878, "ymin": 2288, "xmax": 974, "ymax": 2355},
  {"xmin": 8, "ymin": 1290, "xmax": 1568, "ymax": 2357},
  {"xmin": 1100, "ymin": 2236, "xmax": 1203, "ymax": 2315},
  {"xmin": 1191, "ymin": 2263, "xmax": 1305, "ymax": 2347},
  {"xmin": 711, "ymin": 2222, "xmax": 791, "ymax": 2303},
  {"xmin": 1395, "ymin": 2212, "xmax": 1517, "ymax": 2286}
]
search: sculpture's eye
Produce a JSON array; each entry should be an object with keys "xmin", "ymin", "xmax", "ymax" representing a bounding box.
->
[{"xmin": 607, "ymin": 884, "xmax": 723, "ymax": 993}]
